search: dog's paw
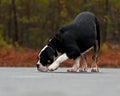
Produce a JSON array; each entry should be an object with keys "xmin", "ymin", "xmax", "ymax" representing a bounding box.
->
[
  {"xmin": 67, "ymin": 67, "xmax": 78, "ymax": 72},
  {"xmin": 79, "ymin": 68, "xmax": 88, "ymax": 72},
  {"xmin": 48, "ymin": 63, "xmax": 59, "ymax": 71},
  {"xmin": 91, "ymin": 67, "xmax": 99, "ymax": 72}
]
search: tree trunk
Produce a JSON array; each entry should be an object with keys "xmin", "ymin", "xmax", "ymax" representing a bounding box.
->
[
  {"xmin": 103, "ymin": 0, "xmax": 109, "ymax": 42},
  {"xmin": 12, "ymin": 0, "xmax": 19, "ymax": 43},
  {"xmin": 0, "ymin": 0, "xmax": 1, "ymax": 19},
  {"xmin": 7, "ymin": 4, "xmax": 12, "ymax": 41},
  {"xmin": 25, "ymin": 0, "xmax": 31, "ymax": 47},
  {"xmin": 102, "ymin": 0, "xmax": 109, "ymax": 43}
]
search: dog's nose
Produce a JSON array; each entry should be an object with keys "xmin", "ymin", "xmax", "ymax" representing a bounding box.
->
[{"xmin": 36, "ymin": 64, "xmax": 39, "ymax": 69}]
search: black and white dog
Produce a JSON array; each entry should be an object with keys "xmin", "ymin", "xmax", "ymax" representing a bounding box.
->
[{"xmin": 36, "ymin": 12, "xmax": 100, "ymax": 72}]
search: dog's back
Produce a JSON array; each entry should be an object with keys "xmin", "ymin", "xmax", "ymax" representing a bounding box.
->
[{"xmin": 59, "ymin": 12, "xmax": 100, "ymax": 53}]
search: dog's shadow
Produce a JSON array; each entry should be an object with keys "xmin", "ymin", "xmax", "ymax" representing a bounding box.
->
[
  {"xmin": 36, "ymin": 68, "xmax": 103, "ymax": 74},
  {"xmin": 40, "ymin": 71, "xmax": 102, "ymax": 74}
]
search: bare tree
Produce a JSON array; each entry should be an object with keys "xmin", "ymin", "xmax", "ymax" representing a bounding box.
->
[
  {"xmin": 12, "ymin": 0, "xmax": 19, "ymax": 43},
  {"xmin": 102, "ymin": 0, "xmax": 110, "ymax": 42},
  {"xmin": 0, "ymin": 0, "xmax": 1, "ymax": 19},
  {"xmin": 7, "ymin": 4, "xmax": 12, "ymax": 41}
]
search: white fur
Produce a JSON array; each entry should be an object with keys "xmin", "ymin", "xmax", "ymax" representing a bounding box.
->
[
  {"xmin": 54, "ymin": 51, "xmax": 62, "ymax": 61},
  {"xmin": 38, "ymin": 45, "xmax": 48, "ymax": 56},
  {"xmin": 67, "ymin": 56, "xmax": 80, "ymax": 72},
  {"xmin": 80, "ymin": 54, "xmax": 88, "ymax": 72},
  {"xmin": 38, "ymin": 45, "xmax": 93, "ymax": 72},
  {"xmin": 73, "ymin": 57, "xmax": 80, "ymax": 67},
  {"xmin": 37, "ymin": 45, "xmax": 62, "ymax": 72},
  {"xmin": 48, "ymin": 47, "xmax": 93, "ymax": 71},
  {"xmin": 36, "ymin": 45, "xmax": 48, "ymax": 72},
  {"xmin": 36, "ymin": 60, "xmax": 48, "ymax": 72},
  {"xmin": 48, "ymin": 53, "xmax": 69, "ymax": 71}
]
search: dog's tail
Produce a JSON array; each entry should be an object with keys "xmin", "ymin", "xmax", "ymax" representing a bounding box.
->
[{"xmin": 95, "ymin": 17, "xmax": 100, "ymax": 50}]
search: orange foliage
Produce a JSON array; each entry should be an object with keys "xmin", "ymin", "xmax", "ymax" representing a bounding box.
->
[
  {"xmin": 0, "ymin": 45, "xmax": 120, "ymax": 68},
  {"xmin": 0, "ymin": 48, "xmax": 38, "ymax": 67}
]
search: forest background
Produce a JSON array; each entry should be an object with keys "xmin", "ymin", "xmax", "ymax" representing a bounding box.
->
[{"xmin": 0, "ymin": 0, "xmax": 120, "ymax": 67}]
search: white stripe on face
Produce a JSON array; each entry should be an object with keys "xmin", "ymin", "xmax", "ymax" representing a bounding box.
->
[
  {"xmin": 38, "ymin": 45, "xmax": 48, "ymax": 56},
  {"xmin": 37, "ymin": 45, "xmax": 48, "ymax": 72}
]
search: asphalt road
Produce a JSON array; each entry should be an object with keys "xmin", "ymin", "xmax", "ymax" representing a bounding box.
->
[{"xmin": 0, "ymin": 68, "xmax": 120, "ymax": 96}]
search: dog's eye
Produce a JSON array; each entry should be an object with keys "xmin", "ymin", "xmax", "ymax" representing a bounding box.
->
[
  {"xmin": 47, "ymin": 60, "xmax": 51, "ymax": 64},
  {"xmin": 47, "ymin": 60, "xmax": 51, "ymax": 63}
]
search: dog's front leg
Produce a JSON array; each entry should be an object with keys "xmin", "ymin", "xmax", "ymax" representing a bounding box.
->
[{"xmin": 48, "ymin": 53, "xmax": 69, "ymax": 71}]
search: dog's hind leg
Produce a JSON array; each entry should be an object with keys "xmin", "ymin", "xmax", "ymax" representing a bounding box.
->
[
  {"xmin": 67, "ymin": 56, "xmax": 80, "ymax": 72},
  {"xmin": 91, "ymin": 40, "xmax": 99, "ymax": 72},
  {"xmin": 80, "ymin": 54, "xmax": 88, "ymax": 72}
]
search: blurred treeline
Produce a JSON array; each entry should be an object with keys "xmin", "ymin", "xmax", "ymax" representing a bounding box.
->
[{"xmin": 0, "ymin": 0, "xmax": 120, "ymax": 49}]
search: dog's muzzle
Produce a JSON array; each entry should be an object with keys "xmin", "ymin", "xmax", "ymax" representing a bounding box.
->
[{"xmin": 36, "ymin": 63, "xmax": 48, "ymax": 72}]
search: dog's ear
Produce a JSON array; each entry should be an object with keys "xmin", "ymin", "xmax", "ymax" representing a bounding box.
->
[{"xmin": 46, "ymin": 47, "xmax": 55, "ymax": 59}]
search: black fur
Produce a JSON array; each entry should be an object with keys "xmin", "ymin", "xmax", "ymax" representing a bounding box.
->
[
  {"xmin": 39, "ymin": 46, "xmax": 54, "ymax": 66},
  {"xmin": 49, "ymin": 12, "xmax": 100, "ymax": 57},
  {"xmin": 39, "ymin": 12, "xmax": 100, "ymax": 66}
]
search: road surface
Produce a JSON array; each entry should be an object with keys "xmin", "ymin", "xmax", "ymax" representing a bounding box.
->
[{"xmin": 0, "ymin": 68, "xmax": 120, "ymax": 96}]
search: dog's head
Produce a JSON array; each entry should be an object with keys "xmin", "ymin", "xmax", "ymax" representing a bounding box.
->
[
  {"xmin": 36, "ymin": 46, "xmax": 56, "ymax": 71},
  {"xmin": 39, "ymin": 46, "xmax": 55, "ymax": 66}
]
